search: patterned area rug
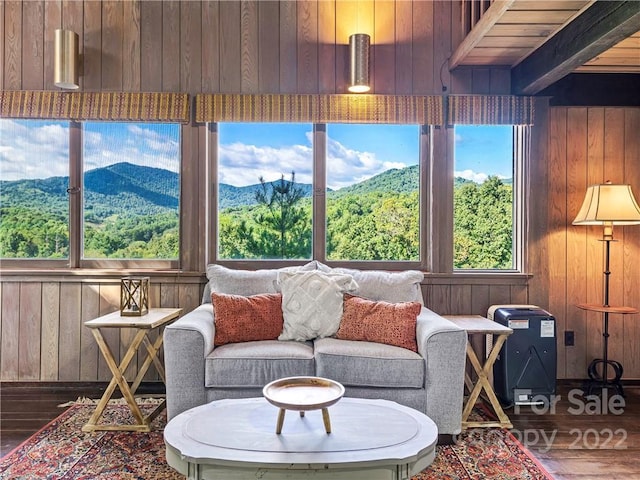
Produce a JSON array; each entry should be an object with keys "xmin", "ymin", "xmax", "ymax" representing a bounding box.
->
[{"xmin": 0, "ymin": 403, "xmax": 552, "ymax": 480}]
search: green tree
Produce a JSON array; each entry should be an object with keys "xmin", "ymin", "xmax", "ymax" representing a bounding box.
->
[
  {"xmin": 454, "ymin": 176, "xmax": 513, "ymax": 269},
  {"xmin": 218, "ymin": 213, "xmax": 257, "ymax": 259},
  {"xmin": 326, "ymin": 191, "xmax": 419, "ymax": 261},
  {"xmin": 252, "ymin": 172, "xmax": 311, "ymax": 259}
]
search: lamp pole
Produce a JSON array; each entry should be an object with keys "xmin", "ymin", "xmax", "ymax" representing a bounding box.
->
[{"xmin": 574, "ymin": 184, "xmax": 640, "ymax": 397}]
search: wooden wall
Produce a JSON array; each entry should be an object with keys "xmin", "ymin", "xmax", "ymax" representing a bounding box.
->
[
  {"xmin": 0, "ymin": 0, "xmax": 507, "ymax": 95},
  {"xmin": 0, "ymin": 276, "xmax": 202, "ymax": 382},
  {"xmin": 548, "ymin": 107, "xmax": 640, "ymax": 380},
  {"xmin": 3, "ymin": 1, "xmax": 636, "ymax": 383}
]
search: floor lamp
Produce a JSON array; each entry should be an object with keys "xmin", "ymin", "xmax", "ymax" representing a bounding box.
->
[{"xmin": 573, "ymin": 182, "xmax": 640, "ymax": 396}]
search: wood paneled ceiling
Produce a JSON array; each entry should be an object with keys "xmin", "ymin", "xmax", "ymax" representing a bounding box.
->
[{"xmin": 450, "ymin": 0, "xmax": 640, "ymax": 94}]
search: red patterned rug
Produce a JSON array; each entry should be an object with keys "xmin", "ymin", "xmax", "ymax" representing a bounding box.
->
[{"xmin": 0, "ymin": 403, "xmax": 552, "ymax": 479}]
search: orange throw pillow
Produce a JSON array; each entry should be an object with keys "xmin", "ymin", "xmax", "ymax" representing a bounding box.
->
[
  {"xmin": 336, "ymin": 294, "xmax": 421, "ymax": 352},
  {"xmin": 212, "ymin": 292, "xmax": 283, "ymax": 346}
]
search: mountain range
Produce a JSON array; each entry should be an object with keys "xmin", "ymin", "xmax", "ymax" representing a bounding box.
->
[{"xmin": 1, "ymin": 162, "xmax": 508, "ymax": 218}]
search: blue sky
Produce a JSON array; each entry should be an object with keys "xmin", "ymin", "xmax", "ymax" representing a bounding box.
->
[
  {"xmin": 0, "ymin": 120, "xmax": 179, "ymax": 181},
  {"xmin": 1, "ymin": 120, "xmax": 512, "ymax": 187},
  {"xmin": 218, "ymin": 122, "xmax": 512, "ymax": 189},
  {"xmin": 454, "ymin": 125, "xmax": 513, "ymax": 182}
]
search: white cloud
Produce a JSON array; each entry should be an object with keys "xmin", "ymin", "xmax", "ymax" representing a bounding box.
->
[
  {"xmin": 455, "ymin": 169, "xmax": 508, "ymax": 184},
  {"xmin": 218, "ymin": 134, "xmax": 406, "ymax": 190},
  {"xmin": 2, "ymin": 120, "xmax": 405, "ymax": 190},
  {"xmin": 326, "ymin": 136, "xmax": 405, "ymax": 190},
  {"xmin": 0, "ymin": 120, "xmax": 181, "ymax": 181},
  {"xmin": 128, "ymin": 124, "xmax": 179, "ymax": 154},
  {"xmin": 218, "ymin": 142, "xmax": 314, "ymax": 187},
  {"xmin": 0, "ymin": 120, "xmax": 70, "ymax": 180},
  {"xmin": 455, "ymin": 169, "xmax": 488, "ymax": 183}
]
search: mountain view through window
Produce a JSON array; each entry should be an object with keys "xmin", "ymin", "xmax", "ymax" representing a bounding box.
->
[
  {"xmin": 0, "ymin": 120, "xmax": 180, "ymax": 261},
  {"xmin": 216, "ymin": 123, "xmax": 421, "ymax": 262}
]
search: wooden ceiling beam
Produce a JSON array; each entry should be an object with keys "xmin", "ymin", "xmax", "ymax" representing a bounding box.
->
[
  {"xmin": 511, "ymin": 1, "xmax": 640, "ymax": 94},
  {"xmin": 449, "ymin": 0, "xmax": 517, "ymax": 70}
]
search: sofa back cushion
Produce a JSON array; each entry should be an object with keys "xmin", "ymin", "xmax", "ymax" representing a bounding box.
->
[
  {"xmin": 202, "ymin": 263, "xmax": 318, "ymax": 303},
  {"xmin": 331, "ymin": 268, "xmax": 424, "ymax": 304},
  {"xmin": 212, "ymin": 292, "xmax": 283, "ymax": 346}
]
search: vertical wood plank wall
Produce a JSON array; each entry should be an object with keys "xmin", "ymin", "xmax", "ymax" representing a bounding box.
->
[
  {"xmin": 548, "ymin": 107, "xmax": 640, "ymax": 381},
  {"xmin": 1, "ymin": 1, "xmax": 638, "ymax": 382}
]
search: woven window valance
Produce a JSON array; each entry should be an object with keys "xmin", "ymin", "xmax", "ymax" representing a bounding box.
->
[
  {"xmin": 195, "ymin": 94, "xmax": 443, "ymax": 125},
  {"xmin": 0, "ymin": 91, "xmax": 190, "ymax": 122},
  {"xmin": 447, "ymin": 95, "xmax": 535, "ymax": 125}
]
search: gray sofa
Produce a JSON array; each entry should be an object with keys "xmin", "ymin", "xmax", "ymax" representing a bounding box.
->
[{"xmin": 164, "ymin": 263, "xmax": 467, "ymax": 435}]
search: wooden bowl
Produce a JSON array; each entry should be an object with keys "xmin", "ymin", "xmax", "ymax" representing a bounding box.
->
[{"xmin": 263, "ymin": 376, "xmax": 345, "ymax": 411}]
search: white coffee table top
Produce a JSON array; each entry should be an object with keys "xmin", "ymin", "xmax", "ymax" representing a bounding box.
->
[{"xmin": 164, "ymin": 397, "xmax": 438, "ymax": 478}]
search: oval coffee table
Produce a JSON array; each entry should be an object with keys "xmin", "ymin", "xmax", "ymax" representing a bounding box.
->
[{"xmin": 164, "ymin": 397, "xmax": 438, "ymax": 480}]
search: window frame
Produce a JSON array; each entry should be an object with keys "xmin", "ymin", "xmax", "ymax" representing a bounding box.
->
[
  {"xmin": 450, "ymin": 124, "xmax": 528, "ymax": 274},
  {"xmin": 1, "ymin": 119, "xmax": 183, "ymax": 270},
  {"xmin": 208, "ymin": 122, "xmax": 432, "ymax": 271}
]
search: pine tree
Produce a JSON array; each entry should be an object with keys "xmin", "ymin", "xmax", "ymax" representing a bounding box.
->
[{"xmin": 254, "ymin": 172, "xmax": 310, "ymax": 258}]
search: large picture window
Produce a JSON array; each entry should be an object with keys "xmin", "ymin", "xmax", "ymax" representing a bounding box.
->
[
  {"xmin": 82, "ymin": 122, "xmax": 180, "ymax": 260},
  {"xmin": 326, "ymin": 124, "xmax": 420, "ymax": 261},
  {"xmin": 0, "ymin": 119, "xmax": 71, "ymax": 260},
  {"xmin": 217, "ymin": 123, "xmax": 313, "ymax": 260},
  {"xmin": 0, "ymin": 119, "xmax": 181, "ymax": 267},
  {"xmin": 215, "ymin": 122, "xmax": 422, "ymax": 266},
  {"xmin": 453, "ymin": 125, "xmax": 516, "ymax": 270}
]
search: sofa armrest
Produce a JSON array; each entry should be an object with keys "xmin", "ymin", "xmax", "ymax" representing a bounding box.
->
[
  {"xmin": 164, "ymin": 303, "xmax": 215, "ymax": 420},
  {"xmin": 416, "ymin": 307, "xmax": 467, "ymax": 435}
]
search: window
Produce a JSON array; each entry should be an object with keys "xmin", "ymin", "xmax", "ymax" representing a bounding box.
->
[
  {"xmin": 453, "ymin": 125, "xmax": 516, "ymax": 270},
  {"xmin": 0, "ymin": 119, "xmax": 70, "ymax": 260},
  {"xmin": 0, "ymin": 119, "xmax": 181, "ymax": 267},
  {"xmin": 215, "ymin": 123, "xmax": 422, "ymax": 265},
  {"xmin": 217, "ymin": 123, "xmax": 313, "ymax": 260},
  {"xmin": 326, "ymin": 124, "xmax": 420, "ymax": 261},
  {"xmin": 82, "ymin": 122, "xmax": 180, "ymax": 260}
]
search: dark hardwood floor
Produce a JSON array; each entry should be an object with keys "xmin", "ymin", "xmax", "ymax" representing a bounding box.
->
[
  {"xmin": 1, "ymin": 381, "xmax": 639, "ymax": 479},
  {"xmin": 0, "ymin": 382, "xmax": 164, "ymax": 458}
]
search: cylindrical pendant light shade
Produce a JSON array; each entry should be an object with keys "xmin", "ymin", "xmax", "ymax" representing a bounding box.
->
[
  {"xmin": 54, "ymin": 29, "xmax": 79, "ymax": 89},
  {"xmin": 348, "ymin": 33, "xmax": 370, "ymax": 93}
]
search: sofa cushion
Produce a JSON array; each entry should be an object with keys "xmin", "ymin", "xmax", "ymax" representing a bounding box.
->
[
  {"xmin": 330, "ymin": 268, "xmax": 424, "ymax": 304},
  {"xmin": 336, "ymin": 294, "xmax": 421, "ymax": 352},
  {"xmin": 212, "ymin": 292, "xmax": 283, "ymax": 346},
  {"xmin": 277, "ymin": 271, "xmax": 358, "ymax": 341},
  {"xmin": 314, "ymin": 337, "xmax": 424, "ymax": 389},
  {"xmin": 206, "ymin": 340, "xmax": 315, "ymax": 388},
  {"xmin": 202, "ymin": 262, "xmax": 317, "ymax": 303}
]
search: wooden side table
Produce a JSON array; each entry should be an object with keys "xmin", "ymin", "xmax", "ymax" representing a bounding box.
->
[
  {"xmin": 82, "ymin": 307, "xmax": 182, "ymax": 432},
  {"xmin": 444, "ymin": 315, "xmax": 513, "ymax": 429}
]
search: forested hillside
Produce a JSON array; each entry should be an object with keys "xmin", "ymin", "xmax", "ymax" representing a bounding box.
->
[{"xmin": 1, "ymin": 163, "xmax": 513, "ymax": 268}]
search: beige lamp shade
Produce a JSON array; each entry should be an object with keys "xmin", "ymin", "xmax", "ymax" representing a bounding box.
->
[
  {"xmin": 54, "ymin": 29, "xmax": 79, "ymax": 89},
  {"xmin": 348, "ymin": 33, "xmax": 370, "ymax": 93},
  {"xmin": 573, "ymin": 183, "xmax": 640, "ymax": 226}
]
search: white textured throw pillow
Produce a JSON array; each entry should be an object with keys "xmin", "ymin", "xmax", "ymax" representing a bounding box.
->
[{"xmin": 278, "ymin": 271, "xmax": 358, "ymax": 341}]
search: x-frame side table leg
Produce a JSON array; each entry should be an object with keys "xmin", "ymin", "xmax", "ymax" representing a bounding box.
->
[
  {"xmin": 130, "ymin": 329, "xmax": 167, "ymax": 394},
  {"xmin": 127, "ymin": 329, "xmax": 168, "ymax": 427},
  {"xmin": 462, "ymin": 334, "xmax": 512, "ymax": 429},
  {"xmin": 82, "ymin": 327, "xmax": 150, "ymax": 432}
]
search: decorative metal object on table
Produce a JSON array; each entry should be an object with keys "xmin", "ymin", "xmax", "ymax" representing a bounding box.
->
[
  {"xmin": 573, "ymin": 182, "xmax": 640, "ymax": 397},
  {"xmin": 120, "ymin": 276, "xmax": 149, "ymax": 316},
  {"xmin": 263, "ymin": 376, "xmax": 345, "ymax": 434}
]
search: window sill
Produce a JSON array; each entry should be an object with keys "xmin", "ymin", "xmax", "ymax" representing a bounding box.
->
[{"xmin": 0, "ymin": 269, "xmax": 204, "ymax": 283}]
